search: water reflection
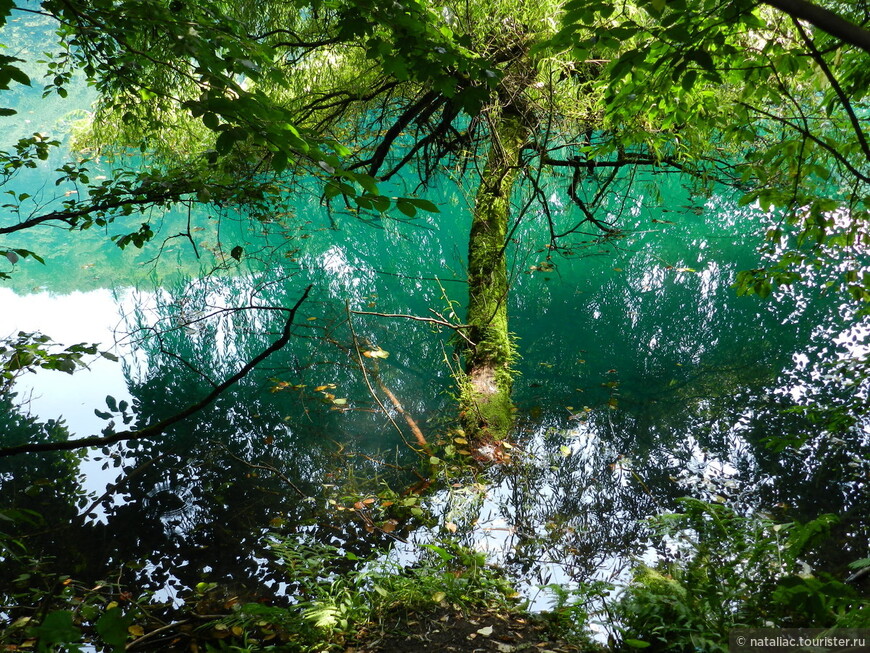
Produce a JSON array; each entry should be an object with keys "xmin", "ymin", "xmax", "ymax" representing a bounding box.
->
[{"xmin": 2, "ymin": 171, "xmax": 868, "ymax": 609}]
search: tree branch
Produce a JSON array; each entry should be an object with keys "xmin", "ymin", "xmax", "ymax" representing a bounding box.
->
[
  {"xmin": 0, "ymin": 287, "xmax": 312, "ymax": 458},
  {"xmin": 761, "ymin": 0, "xmax": 870, "ymax": 54}
]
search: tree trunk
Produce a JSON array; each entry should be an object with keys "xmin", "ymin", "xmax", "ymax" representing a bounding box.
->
[{"xmin": 461, "ymin": 106, "xmax": 527, "ymax": 442}]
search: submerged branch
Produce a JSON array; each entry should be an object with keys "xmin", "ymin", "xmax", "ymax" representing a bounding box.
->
[{"xmin": 346, "ymin": 305, "xmax": 429, "ymax": 455}]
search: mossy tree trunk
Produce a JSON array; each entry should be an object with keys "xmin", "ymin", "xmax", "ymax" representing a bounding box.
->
[{"xmin": 462, "ymin": 106, "xmax": 528, "ymax": 442}]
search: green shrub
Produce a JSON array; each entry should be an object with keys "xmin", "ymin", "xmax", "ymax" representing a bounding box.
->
[{"xmin": 614, "ymin": 498, "xmax": 869, "ymax": 652}]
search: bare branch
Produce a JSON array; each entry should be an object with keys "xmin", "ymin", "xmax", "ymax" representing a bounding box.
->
[{"xmin": 0, "ymin": 287, "xmax": 312, "ymax": 458}]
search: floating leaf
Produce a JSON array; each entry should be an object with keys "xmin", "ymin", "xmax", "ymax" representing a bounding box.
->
[{"xmin": 363, "ymin": 347, "xmax": 389, "ymax": 359}]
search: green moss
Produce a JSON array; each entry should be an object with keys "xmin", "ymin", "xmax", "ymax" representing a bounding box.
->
[{"xmin": 461, "ymin": 108, "xmax": 527, "ymax": 442}]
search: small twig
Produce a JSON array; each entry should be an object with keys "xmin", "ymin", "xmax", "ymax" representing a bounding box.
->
[
  {"xmin": 350, "ymin": 309, "xmax": 474, "ymax": 345},
  {"xmin": 126, "ymin": 619, "xmax": 191, "ymax": 650},
  {"xmin": 220, "ymin": 447, "xmax": 306, "ymax": 498}
]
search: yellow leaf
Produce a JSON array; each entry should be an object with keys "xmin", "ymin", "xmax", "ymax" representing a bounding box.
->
[
  {"xmin": 364, "ymin": 347, "xmax": 389, "ymax": 359},
  {"xmin": 453, "ymin": 437, "xmax": 468, "ymax": 445},
  {"xmin": 432, "ymin": 591, "xmax": 446, "ymax": 603},
  {"xmin": 332, "ymin": 398, "xmax": 347, "ymax": 405},
  {"xmin": 231, "ymin": 626, "xmax": 244, "ymax": 637},
  {"xmin": 128, "ymin": 625, "xmax": 145, "ymax": 637},
  {"xmin": 306, "ymin": 316, "xmax": 317, "ymax": 321},
  {"xmin": 314, "ymin": 385, "xmax": 329, "ymax": 392},
  {"xmin": 445, "ymin": 522, "xmax": 458, "ymax": 533}
]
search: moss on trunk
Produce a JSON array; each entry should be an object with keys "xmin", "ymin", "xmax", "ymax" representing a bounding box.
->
[{"xmin": 461, "ymin": 107, "xmax": 527, "ymax": 442}]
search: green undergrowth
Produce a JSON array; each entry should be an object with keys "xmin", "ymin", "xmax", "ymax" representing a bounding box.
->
[
  {"xmin": 550, "ymin": 498, "xmax": 870, "ymax": 652},
  {"xmin": 0, "ymin": 525, "xmax": 526, "ymax": 652},
  {"xmin": 2, "ymin": 496, "xmax": 868, "ymax": 652}
]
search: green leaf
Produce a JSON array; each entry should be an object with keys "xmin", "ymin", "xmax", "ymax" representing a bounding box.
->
[
  {"xmin": 396, "ymin": 199, "xmax": 417, "ymax": 217},
  {"xmin": 406, "ymin": 198, "xmax": 439, "ymax": 213},
  {"xmin": 624, "ymin": 639, "xmax": 651, "ymax": 648},
  {"xmin": 95, "ymin": 607, "xmax": 133, "ymax": 651},
  {"xmin": 202, "ymin": 112, "xmax": 220, "ymax": 130},
  {"xmin": 35, "ymin": 610, "xmax": 80, "ymax": 646}
]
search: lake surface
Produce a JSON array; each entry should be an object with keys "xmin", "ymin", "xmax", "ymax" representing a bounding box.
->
[{"xmin": 1, "ymin": 12, "xmax": 868, "ymax": 614}]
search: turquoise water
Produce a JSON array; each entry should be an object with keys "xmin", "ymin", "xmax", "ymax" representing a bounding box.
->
[{"xmin": 1, "ymin": 10, "xmax": 868, "ymax": 609}]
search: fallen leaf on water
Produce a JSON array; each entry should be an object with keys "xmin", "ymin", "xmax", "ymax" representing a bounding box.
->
[{"xmin": 363, "ymin": 348, "xmax": 389, "ymax": 359}]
